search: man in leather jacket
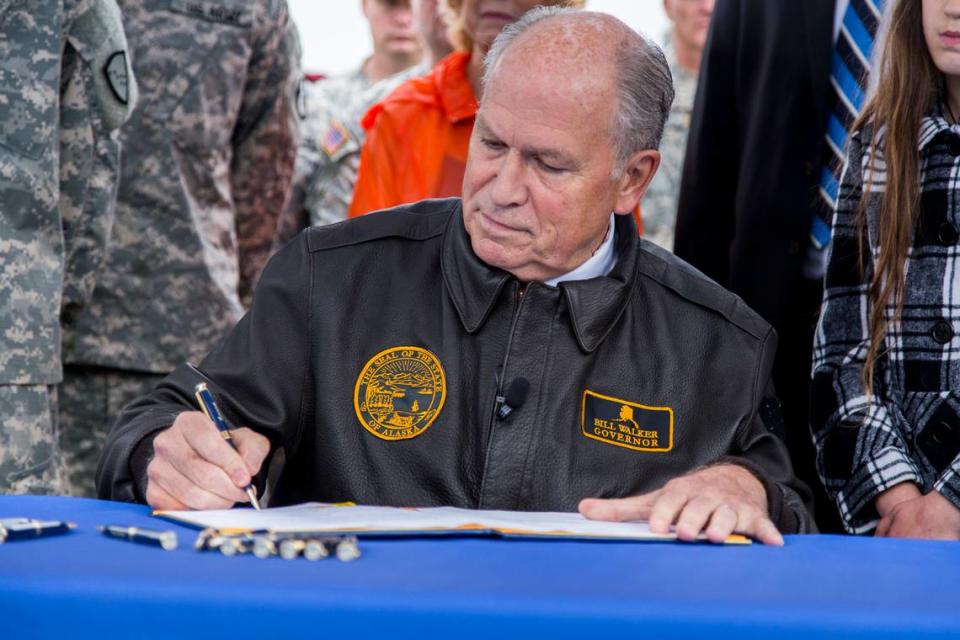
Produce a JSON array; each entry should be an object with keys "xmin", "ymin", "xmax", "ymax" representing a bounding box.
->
[{"xmin": 97, "ymin": 8, "xmax": 814, "ymax": 543}]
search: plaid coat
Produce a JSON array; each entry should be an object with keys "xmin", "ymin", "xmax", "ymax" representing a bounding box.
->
[{"xmin": 811, "ymin": 106, "xmax": 960, "ymax": 533}]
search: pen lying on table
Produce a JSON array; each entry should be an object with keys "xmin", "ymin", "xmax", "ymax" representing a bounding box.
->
[
  {"xmin": 193, "ymin": 381, "xmax": 262, "ymax": 511},
  {"xmin": 0, "ymin": 520, "xmax": 75, "ymax": 543},
  {"xmin": 98, "ymin": 525, "xmax": 178, "ymax": 551}
]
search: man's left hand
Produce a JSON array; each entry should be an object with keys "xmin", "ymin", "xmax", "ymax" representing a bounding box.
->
[{"xmin": 578, "ymin": 464, "xmax": 783, "ymax": 546}]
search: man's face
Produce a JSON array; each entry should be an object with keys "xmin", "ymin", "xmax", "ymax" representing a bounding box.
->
[
  {"xmin": 364, "ymin": 0, "xmax": 421, "ymax": 58},
  {"xmin": 923, "ymin": 0, "xmax": 960, "ymax": 77},
  {"xmin": 462, "ymin": 55, "xmax": 630, "ymax": 282},
  {"xmin": 461, "ymin": 0, "xmax": 549, "ymax": 51},
  {"xmin": 412, "ymin": 0, "xmax": 451, "ymax": 56},
  {"xmin": 663, "ymin": 0, "xmax": 714, "ymax": 53}
]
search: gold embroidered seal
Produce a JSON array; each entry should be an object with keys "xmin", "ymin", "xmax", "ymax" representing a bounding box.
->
[{"xmin": 354, "ymin": 346, "xmax": 447, "ymax": 441}]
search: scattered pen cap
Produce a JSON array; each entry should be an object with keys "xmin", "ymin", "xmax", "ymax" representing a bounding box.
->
[
  {"xmin": 252, "ymin": 537, "xmax": 277, "ymax": 559},
  {"xmin": 335, "ymin": 537, "xmax": 361, "ymax": 562},
  {"xmin": 279, "ymin": 539, "xmax": 306, "ymax": 560},
  {"xmin": 303, "ymin": 540, "xmax": 329, "ymax": 561}
]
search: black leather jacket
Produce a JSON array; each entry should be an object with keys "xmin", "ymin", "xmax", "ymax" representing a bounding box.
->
[{"xmin": 98, "ymin": 199, "xmax": 813, "ymax": 532}]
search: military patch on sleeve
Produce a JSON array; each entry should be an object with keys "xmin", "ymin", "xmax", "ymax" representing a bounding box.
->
[
  {"xmin": 103, "ymin": 51, "xmax": 129, "ymax": 105},
  {"xmin": 321, "ymin": 120, "xmax": 351, "ymax": 159},
  {"xmin": 581, "ymin": 390, "xmax": 673, "ymax": 452},
  {"xmin": 354, "ymin": 346, "xmax": 446, "ymax": 441}
]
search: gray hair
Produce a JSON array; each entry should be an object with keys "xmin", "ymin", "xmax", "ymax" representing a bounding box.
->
[{"xmin": 482, "ymin": 6, "xmax": 675, "ymax": 176}]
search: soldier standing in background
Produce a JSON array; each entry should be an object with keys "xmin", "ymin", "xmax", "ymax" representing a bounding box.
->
[
  {"xmin": 0, "ymin": 0, "xmax": 136, "ymax": 493},
  {"xmin": 308, "ymin": 0, "xmax": 423, "ymax": 131},
  {"xmin": 277, "ymin": 0, "xmax": 447, "ymax": 244},
  {"xmin": 58, "ymin": 0, "xmax": 301, "ymax": 497},
  {"xmin": 639, "ymin": 0, "xmax": 714, "ymax": 251}
]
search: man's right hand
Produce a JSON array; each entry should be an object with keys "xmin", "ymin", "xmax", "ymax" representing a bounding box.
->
[{"xmin": 145, "ymin": 411, "xmax": 271, "ymax": 510}]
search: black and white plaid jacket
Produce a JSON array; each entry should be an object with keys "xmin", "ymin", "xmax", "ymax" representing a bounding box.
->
[{"xmin": 811, "ymin": 105, "xmax": 960, "ymax": 534}]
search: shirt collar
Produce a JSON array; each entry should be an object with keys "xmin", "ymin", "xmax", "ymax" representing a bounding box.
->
[
  {"xmin": 442, "ymin": 203, "xmax": 639, "ymax": 353},
  {"xmin": 918, "ymin": 101, "xmax": 960, "ymax": 151},
  {"xmin": 544, "ymin": 214, "xmax": 617, "ymax": 287}
]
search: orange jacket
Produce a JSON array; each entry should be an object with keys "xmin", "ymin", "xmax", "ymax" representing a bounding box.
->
[
  {"xmin": 349, "ymin": 52, "xmax": 477, "ymax": 217},
  {"xmin": 348, "ymin": 51, "xmax": 644, "ymax": 234}
]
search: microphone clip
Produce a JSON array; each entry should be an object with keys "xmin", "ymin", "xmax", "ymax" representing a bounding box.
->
[
  {"xmin": 496, "ymin": 395, "xmax": 514, "ymax": 420},
  {"xmin": 495, "ymin": 377, "xmax": 529, "ymax": 421}
]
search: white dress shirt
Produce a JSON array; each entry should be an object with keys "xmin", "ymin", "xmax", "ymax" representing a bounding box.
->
[{"xmin": 544, "ymin": 213, "xmax": 617, "ymax": 288}]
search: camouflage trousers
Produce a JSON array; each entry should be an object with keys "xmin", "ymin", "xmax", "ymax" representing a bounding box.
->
[
  {"xmin": 58, "ymin": 365, "xmax": 166, "ymax": 498},
  {"xmin": 0, "ymin": 384, "xmax": 62, "ymax": 495}
]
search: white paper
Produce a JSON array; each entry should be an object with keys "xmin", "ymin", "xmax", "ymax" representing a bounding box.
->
[{"xmin": 155, "ymin": 503, "xmax": 748, "ymax": 543}]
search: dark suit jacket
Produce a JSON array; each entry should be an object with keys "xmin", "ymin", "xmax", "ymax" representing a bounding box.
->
[
  {"xmin": 674, "ymin": 0, "xmax": 843, "ymax": 531},
  {"xmin": 674, "ymin": 0, "xmax": 834, "ymax": 330}
]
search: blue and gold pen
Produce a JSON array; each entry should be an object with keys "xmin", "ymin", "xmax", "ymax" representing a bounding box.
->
[{"xmin": 193, "ymin": 382, "xmax": 262, "ymax": 511}]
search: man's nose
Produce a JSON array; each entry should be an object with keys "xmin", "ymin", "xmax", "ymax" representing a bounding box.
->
[
  {"xmin": 490, "ymin": 152, "xmax": 527, "ymax": 208},
  {"xmin": 394, "ymin": 8, "xmax": 415, "ymax": 26}
]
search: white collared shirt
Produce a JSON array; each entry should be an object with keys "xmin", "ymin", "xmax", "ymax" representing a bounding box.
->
[{"xmin": 544, "ymin": 213, "xmax": 617, "ymax": 288}]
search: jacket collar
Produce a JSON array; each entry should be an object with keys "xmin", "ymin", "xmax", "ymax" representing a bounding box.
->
[
  {"xmin": 441, "ymin": 203, "xmax": 513, "ymax": 333},
  {"xmin": 918, "ymin": 101, "xmax": 960, "ymax": 151},
  {"xmin": 441, "ymin": 205, "xmax": 639, "ymax": 353},
  {"xmin": 558, "ymin": 213, "xmax": 639, "ymax": 353},
  {"xmin": 433, "ymin": 51, "xmax": 478, "ymax": 124}
]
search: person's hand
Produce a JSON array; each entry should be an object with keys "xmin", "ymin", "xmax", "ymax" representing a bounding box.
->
[
  {"xmin": 145, "ymin": 411, "xmax": 270, "ymax": 510},
  {"xmin": 874, "ymin": 482, "xmax": 921, "ymax": 518},
  {"xmin": 578, "ymin": 463, "xmax": 783, "ymax": 545},
  {"xmin": 875, "ymin": 488, "xmax": 960, "ymax": 540}
]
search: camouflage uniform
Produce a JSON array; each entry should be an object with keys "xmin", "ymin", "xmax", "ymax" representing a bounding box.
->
[
  {"xmin": 640, "ymin": 32, "xmax": 698, "ymax": 252},
  {"xmin": 0, "ymin": 0, "xmax": 136, "ymax": 494},
  {"xmin": 276, "ymin": 61, "xmax": 429, "ymax": 246},
  {"xmin": 58, "ymin": 0, "xmax": 301, "ymax": 497}
]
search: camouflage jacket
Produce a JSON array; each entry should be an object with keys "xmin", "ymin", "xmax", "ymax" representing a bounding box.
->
[
  {"xmin": 0, "ymin": 0, "xmax": 136, "ymax": 385},
  {"xmin": 63, "ymin": 0, "xmax": 301, "ymax": 373},
  {"xmin": 276, "ymin": 61, "xmax": 430, "ymax": 246},
  {"xmin": 640, "ymin": 33, "xmax": 698, "ymax": 252}
]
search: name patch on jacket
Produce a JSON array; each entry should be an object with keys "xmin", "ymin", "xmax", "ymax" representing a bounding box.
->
[
  {"xmin": 355, "ymin": 346, "xmax": 446, "ymax": 441},
  {"xmin": 581, "ymin": 390, "xmax": 673, "ymax": 452}
]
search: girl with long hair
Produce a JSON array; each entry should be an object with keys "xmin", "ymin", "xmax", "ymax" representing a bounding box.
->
[{"xmin": 811, "ymin": 0, "xmax": 960, "ymax": 538}]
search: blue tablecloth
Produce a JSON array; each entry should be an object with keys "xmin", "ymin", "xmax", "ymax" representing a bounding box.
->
[{"xmin": 1, "ymin": 496, "xmax": 958, "ymax": 639}]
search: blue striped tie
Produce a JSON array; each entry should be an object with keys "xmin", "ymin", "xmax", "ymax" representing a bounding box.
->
[{"xmin": 806, "ymin": 0, "xmax": 885, "ymax": 279}]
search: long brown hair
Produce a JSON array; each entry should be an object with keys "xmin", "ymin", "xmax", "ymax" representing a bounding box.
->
[{"xmin": 854, "ymin": 0, "xmax": 940, "ymax": 398}]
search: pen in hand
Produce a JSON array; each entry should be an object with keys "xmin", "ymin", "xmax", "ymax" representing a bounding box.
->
[{"xmin": 193, "ymin": 382, "xmax": 262, "ymax": 511}]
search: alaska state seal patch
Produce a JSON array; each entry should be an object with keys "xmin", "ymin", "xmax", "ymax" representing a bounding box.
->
[{"xmin": 354, "ymin": 346, "xmax": 447, "ymax": 441}]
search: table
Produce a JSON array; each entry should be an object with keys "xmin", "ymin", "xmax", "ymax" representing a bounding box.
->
[{"xmin": 1, "ymin": 496, "xmax": 958, "ymax": 639}]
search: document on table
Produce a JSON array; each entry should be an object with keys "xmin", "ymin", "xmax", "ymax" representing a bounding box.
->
[{"xmin": 155, "ymin": 503, "xmax": 750, "ymax": 544}]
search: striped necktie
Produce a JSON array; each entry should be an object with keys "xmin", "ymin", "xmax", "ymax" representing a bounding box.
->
[{"xmin": 805, "ymin": 0, "xmax": 885, "ymax": 279}]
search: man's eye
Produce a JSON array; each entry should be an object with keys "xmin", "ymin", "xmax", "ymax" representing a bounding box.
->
[
  {"xmin": 537, "ymin": 158, "xmax": 564, "ymax": 173},
  {"xmin": 481, "ymin": 137, "xmax": 505, "ymax": 151}
]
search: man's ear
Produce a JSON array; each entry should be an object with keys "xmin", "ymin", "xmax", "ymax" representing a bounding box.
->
[
  {"xmin": 663, "ymin": 0, "xmax": 675, "ymax": 20},
  {"xmin": 613, "ymin": 149, "xmax": 660, "ymax": 214}
]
